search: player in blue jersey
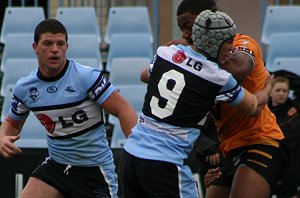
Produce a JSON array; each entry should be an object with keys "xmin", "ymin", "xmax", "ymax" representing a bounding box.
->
[
  {"xmin": 0, "ymin": 19, "xmax": 137, "ymax": 198},
  {"xmin": 119, "ymin": 10, "xmax": 272, "ymax": 198}
]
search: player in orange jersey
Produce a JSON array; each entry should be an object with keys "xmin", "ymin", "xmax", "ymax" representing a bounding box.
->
[{"xmin": 205, "ymin": 33, "xmax": 289, "ymax": 198}]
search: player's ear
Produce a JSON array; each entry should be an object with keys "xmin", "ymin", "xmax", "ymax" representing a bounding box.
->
[{"xmin": 32, "ymin": 42, "xmax": 38, "ymax": 55}]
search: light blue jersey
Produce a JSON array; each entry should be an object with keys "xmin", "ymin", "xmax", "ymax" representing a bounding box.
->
[
  {"xmin": 125, "ymin": 44, "xmax": 245, "ymax": 165},
  {"xmin": 10, "ymin": 59, "xmax": 115, "ymax": 167}
]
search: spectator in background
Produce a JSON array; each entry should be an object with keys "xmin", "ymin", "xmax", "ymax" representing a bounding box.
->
[{"xmin": 269, "ymin": 76, "xmax": 300, "ymax": 198}]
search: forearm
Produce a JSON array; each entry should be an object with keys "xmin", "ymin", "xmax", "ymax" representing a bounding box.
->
[
  {"xmin": 117, "ymin": 106, "xmax": 137, "ymax": 138},
  {"xmin": 252, "ymin": 74, "xmax": 273, "ymax": 116},
  {"xmin": 0, "ymin": 117, "xmax": 22, "ymax": 137},
  {"xmin": 102, "ymin": 91, "xmax": 138, "ymax": 138},
  {"xmin": 140, "ymin": 68, "xmax": 150, "ymax": 84}
]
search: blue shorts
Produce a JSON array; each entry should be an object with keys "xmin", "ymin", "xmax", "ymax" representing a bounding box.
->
[
  {"xmin": 31, "ymin": 157, "xmax": 118, "ymax": 198},
  {"xmin": 119, "ymin": 150, "xmax": 199, "ymax": 198}
]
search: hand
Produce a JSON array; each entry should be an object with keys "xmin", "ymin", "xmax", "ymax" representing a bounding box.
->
[
  {"xmin": 264, "ymin": 74, "xmax": 273, "ymax": 96},
  {"xmin": 251, "ymin": 73, "xmax": 273, "ymax": 116},
  {"xmin": 205, "ymin": 153, "xmax": 220, "ymax": 166},
  {"xmin": 204, "ymin": 167, "xmax": 222, "ymax": 188},
  {"xmin": 0, "ymin": 135, "xmax": 22, "ymax": 159},
  {"xmin": 165, "ymin": 39, "xmax": 190, "ymax": 46}
]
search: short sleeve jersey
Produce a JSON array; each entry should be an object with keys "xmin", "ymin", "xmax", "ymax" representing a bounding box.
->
[
  {"xmin": 124, "ymin": 44, "xmax": 246, "ymax": 164},
  {"xmin": 9, "ymin": 60, "xmax": 115, "ymax": 166},
  {"xmin": 213, "ymin": 34, "xmax": 284, "ymax": 155}
]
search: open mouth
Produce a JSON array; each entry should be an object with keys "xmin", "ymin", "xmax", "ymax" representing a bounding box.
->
[
  {"xmin": 50, "ymin": 56, "xmax": 59, "ymax": 60},
  {"xmin": 49, "ymin": 56, "xmax": 59, "ymax": 63}
]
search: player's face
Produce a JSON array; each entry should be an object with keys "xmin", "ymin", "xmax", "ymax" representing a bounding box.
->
[
  {"xmin": 217, "ymin": 38, "xmax": 234, "ymax": 65},
  {"xmin": 33, "ymin": 32, "xmax": 68, "ymax": 77},
  {"xmin": 271, "ymin": 82, "xmax": 289, "ymax": 106},
  {"xmin": 177, "ymin": 12, "xmax": 197, "ymax": 44}
]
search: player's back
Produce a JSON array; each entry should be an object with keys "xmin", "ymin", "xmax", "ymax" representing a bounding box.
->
[
  {"xmin": 142, "ymin": 44, "xmax": 232, "ymax": 129},
  {"xmin": 125, "ymin": 44, "xmax": 243, "ymax": 164}
]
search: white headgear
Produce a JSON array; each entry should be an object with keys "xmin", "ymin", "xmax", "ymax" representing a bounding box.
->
[{"xmin": 192, "ymin": 10, "xmax": 236, "ymax": 59}]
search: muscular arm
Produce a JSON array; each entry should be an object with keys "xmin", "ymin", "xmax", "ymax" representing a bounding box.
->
[
  {"xmin": 101, "ymin": 90, "xmax": 137, "ymax": 138},
  {"xmin": 237, "ymin": 75, "xmax": 272, "ymax": 116},
  {"xmin": 140, "ymin": 67, "xmax": 150, "ymax": 84},
  {"xmin": 222, "ymin": 49, "xmax": 272, "ymax": 116},
  {"xmin": 0, "ymin": 116, "xmax": 25, "ymax": 158},
  {"xmin": 251, "ymin": 74, "xmax": 273, "ymax": 116},
  {"xmin": 222, "ymin": 51, "xmax": 254, "ymax": 83}
]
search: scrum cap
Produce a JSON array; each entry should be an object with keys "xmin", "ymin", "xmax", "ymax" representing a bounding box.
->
[{"xmin": 192, "ymin": 10, "xmax": 236, "ymax": 59}]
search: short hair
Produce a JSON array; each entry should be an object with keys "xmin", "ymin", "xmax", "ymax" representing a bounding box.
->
[
  {"xmin": 177, "ymin": 0, "xmax": 217, "ymax": 16},
  {"xmin": 272, "ymin": 76, "xmax": 290, "ymax": 88},
  {"xmin": 34, "ymin": 19, "xmax": 68, "ymax": 43}
]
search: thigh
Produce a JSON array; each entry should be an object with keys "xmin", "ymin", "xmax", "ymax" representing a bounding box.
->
[
  {"xmin": 31, "ymin": 158, "xmax": 117, "ymax": 198},
  {"xmin": 119, "ymin": 151, "xmax": 146, "ymax": 198},
  {"xmin": 241, "ymin": 143, "xmax": 289, "ymax": 189},
  {"xmin": 136, "ymin": 158, "xmax": 199, "ymax": 198},
  {"xmin": 231, "ymin": 165, "xmax": 270, "ymax": 198},
  {"xmin": 20, "ymin": 177, "xmax": 65, "ymax": 198},
  {"xmin": 205, "ymin": 185, "xmax": 230, "ymax": 198},
  {"xmin": 230, "ymin": 143, "xmax": 288, "ymax": 198}
]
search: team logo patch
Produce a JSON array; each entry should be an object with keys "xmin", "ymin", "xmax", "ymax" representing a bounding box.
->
[
  {"xmin": 232, "ymin": 46, "xmax": 255, "ymax": 59},
  {"xmin": 172, "ymin": 50, "xmax": 186, "ymax": 63},
  {"xmin": 225, "ymin": 86, "xmax": 241, "ymax": 99},
  {"xmin": 47, "ymin": 86, "xmax": 57, "ymax": 93},
  {"xmin": 28, "ymin": 87, "xmax": 39, "ymax": 102},
  {"xmin": 11, "ymin": 96, "xmax": 20, "ymax": 112},
  {"xmin": 93, "ymin": 76, "xmax": 108, "ymax": 96},
  {"xmin": 64, "ymin": 85, "xmax": 76, "ymax": 95},
  {"xmin": 37, "ymin": 114, "xmax": 55, "ymax": 133},
  {"xmin": 138, "ymin": 115, "xmax": 145, "ymax": 123}
]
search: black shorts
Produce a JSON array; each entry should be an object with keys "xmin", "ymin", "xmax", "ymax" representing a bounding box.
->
[
  {"xmin": 118, "ymin": 150, "xmax": 199, "ymax": 198},
  {"xmin": 211, "ymin": 142, "xmax": 289, "ymax": 191},
  {"xmin": 31, "ymin": 158, "xmax": 117, "ymax": 198}
]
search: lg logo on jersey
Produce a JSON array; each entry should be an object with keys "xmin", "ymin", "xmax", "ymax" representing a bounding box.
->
[
  {"xmin": 37, "ymin": 110, "xmax": 88, "ymax": 133},
  {"xmin": 172, "ymin": 50, "xmax": 203, "ymax": 72},
  {"xmin": 58, "ymin": 110, "xmax": 88, "ymax": 128},
  {"xmin": 186, "ymin": 58, "xmax": 203, "ymax": 71}
]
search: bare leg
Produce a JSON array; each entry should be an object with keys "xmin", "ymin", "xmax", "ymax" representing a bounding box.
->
[
  {"xmin": 230, "ymin": 165, "xmax": 270, "ymax": 198},
  {"xmin": 19, "ymin": 177, "xmax": 65, "ymax": 198},
  {"xmin": 205, "ymin": 185, "xmax": 230, "ymax": 198}
]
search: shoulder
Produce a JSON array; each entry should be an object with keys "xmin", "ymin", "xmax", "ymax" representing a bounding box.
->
[
  {"xmin": 233, "ymin": 34, "xmax": 262, "ymax": 58},
  {"xmin": 15, "ymin": 69, "xmax": 38, "ymax": 93},
  {"xmin": 68, "ymin": 59, "xmax": 102, "ymax": 81},
  {"xmin": 69, "ymin": 59, "xmax": 99, "ymax": 74}
]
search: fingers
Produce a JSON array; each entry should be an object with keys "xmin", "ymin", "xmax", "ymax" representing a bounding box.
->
[
  {"xmin": 205, "ymin": 153, "xmax": 220, "ymax": 165},
  {"xmin": 10, "ymin": 135, "xmax": 20, "ymax": 143},
  {"xmin": 204, "ymin": 167, "xmax": 222, "ymax": 188},
  {"xmin": 165, "ymin": 39, "xmax": 189, "ymax": 46},
  {"xmin": 0, "ymin": 136, "xmax": 22, "ymax": 159}
]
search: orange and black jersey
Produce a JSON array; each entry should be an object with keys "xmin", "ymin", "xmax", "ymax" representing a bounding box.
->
[{"xmin": 213, "ymin": 34, "xmax": 284, "ymax": 155}]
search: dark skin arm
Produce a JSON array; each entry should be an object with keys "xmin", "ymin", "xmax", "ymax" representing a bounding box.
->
[
  {"xmin": 222, "ymin": 51, "xmax": 272, "ymax": 116},
  {"xmin": 140, "ymin": 68, "xmax": 150, "ymax": 84},
  {"xmin": 221, "ymin": 51, "xmax": 254, "ymax": 84}
]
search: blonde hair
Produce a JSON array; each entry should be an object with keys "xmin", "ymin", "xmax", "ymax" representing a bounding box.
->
[{"xmin": 272, "ymin": 76, "xmax": 290, "ymax": 88}]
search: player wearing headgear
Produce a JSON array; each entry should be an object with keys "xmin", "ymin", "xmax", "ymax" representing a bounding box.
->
[
  {"xmin": 204, "ymin": 13, "xmax": 289, "ymax": 198},
  {"xmin": 119, "ymin": 10, "xmax": 272, "ymax": 198}
]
